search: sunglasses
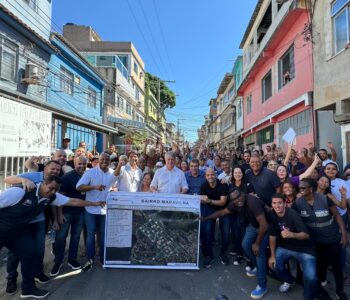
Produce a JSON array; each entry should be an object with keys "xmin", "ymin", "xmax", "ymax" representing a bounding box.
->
[{"xmin": 299, "ymin": 186, "xmax": 310, "ymax": 190}]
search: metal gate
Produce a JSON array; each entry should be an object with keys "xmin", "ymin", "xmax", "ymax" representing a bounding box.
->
[{"xmin": 0, "ymin": 156, "xmax": 29, "ymax": 191}]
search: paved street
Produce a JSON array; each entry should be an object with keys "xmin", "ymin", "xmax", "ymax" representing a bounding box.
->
[{"xmin": 0, "ymin": 241, "xmax": 347, "ymax": 300}]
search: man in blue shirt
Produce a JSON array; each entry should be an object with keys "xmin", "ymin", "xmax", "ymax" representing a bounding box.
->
[{"xmin": 185, "ymin": 159, "xmax": 206, "ymax": 195}]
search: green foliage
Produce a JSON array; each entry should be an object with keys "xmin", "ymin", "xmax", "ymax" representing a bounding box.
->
[{"xmin": 145, "ymin": 72, "xmax": 176, "ymax": 109}]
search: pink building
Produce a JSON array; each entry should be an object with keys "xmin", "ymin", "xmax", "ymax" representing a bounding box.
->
[{"xmin": 237, "ymin": 0, "xmax": 315, "ymax": 151}]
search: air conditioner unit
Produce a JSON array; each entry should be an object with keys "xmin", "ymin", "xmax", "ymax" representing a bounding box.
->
[{"xmin": 22, "ymin": 63, "xmax": 41, "ymax": 84}]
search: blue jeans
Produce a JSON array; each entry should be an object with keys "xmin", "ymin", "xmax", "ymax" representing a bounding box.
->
[
  {"xmin": 84, "ymin": 212, "xmax": 105, "ymax": 263},
  {"xmin": 242, "ymin": 224, "xmax": 268, "ymax": 289},
  {"xmin": 7, "ymin": 221, "xmax": 46, "ymax": 281},
  {"xmin": 54, "ymin": 212, "xmax": 84, "ymax": 264},
  {"xmin": 200, "ymin": 205, "xmax": 231, "ymax": 258},
  {"xmin": 274, "ymin": 247, "xmax": 317, "ymax": 300},
  {"xmin": 230, "ymin": 214, "xmax": 248, "ymax": 256}
]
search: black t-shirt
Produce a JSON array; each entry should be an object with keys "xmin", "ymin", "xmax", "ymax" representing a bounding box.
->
[
  {"xmin": 59, "ymin": 170, "xmax": 85, "ymax": 214},
  {"xmin": 241, "ymin": 163, "xmax": 251, "ymax": 173},
  {"xmin": 227, "ymin": 194, "xmax": 266, "ymax": 228},
  {"xmin": 269, "ymin": 208, "xmax": 315, "ymax": 256},
  {"xmin": 245, "ymin": 167, "xmax": 280, "ymax": 206},
  {"xmin": 200, "ymin": 179, "xmax": 228, "ymax": 210},
  {"xmin": 228, "ymin": 182, "xmax": 255, "ymax": 195}
]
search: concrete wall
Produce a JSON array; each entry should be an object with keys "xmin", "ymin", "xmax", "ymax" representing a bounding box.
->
[
  {"xmin": 313, "ymin": 0, "xmax": 350, "ymax": 110},
  {"xmin": 0, "ymin": 0, "xmax": 52, "ymax": 40}
]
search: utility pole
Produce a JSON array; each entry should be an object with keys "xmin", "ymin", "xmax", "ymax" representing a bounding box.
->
[{"xmin": 177, "ymin": 117, "xmax": 186, "ymax": 144}]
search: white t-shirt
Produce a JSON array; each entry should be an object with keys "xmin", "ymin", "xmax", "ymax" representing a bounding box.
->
[
  {"xmin": 76, "ymin": 167, "xmax": 117, "ymax": 215},
  {"xmin": 118, "ymin": 163, "xmax": 142, "ymax": 192},
  {"xmin": 330, "ymin": 178, "xmax": 349, "ymax": 216},
  {"xmin": 150, "ymin": 166, "xmax": 188, "ymax": 194},
  {"xmin": 217, "ymin": 171, "xmax": 231, "ymax": 184}
]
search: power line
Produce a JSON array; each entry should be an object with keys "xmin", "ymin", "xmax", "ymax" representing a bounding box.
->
[
  {"xmin": 137, "ymin": 0, "xmax": 171, "ymax": 79},
  {"xmin": 125, "ymin": 0, "xmax": 165, "ymax": 79},
  {"xmin": 152, "ymin": 0, "xmax": 175, "ymax": 79}
]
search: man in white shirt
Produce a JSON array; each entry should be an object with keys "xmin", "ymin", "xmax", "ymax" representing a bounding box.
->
[
  {"xmin": 76, "ymin": 153, "xmax": 118, "ymax": 270},
  {"xmin": 115, "ymin": 151, "xmax": 142, "ymax": 192},
  {"xmin": 217, "ymin": 160, "xmax": 231, "ymax": 184},
  {"xmin": 150, "ymin": 151, "xmax": 188, "ymax": 194}
]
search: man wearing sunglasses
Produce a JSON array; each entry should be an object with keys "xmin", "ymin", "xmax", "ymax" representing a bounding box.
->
[{"xmin": 293, "ymin": 178, "xmax": 349, "ymax": 300}]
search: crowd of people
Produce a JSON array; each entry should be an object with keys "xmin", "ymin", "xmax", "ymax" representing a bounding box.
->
[{"xmin": 0, "ymin": 136, "xmax": 350, "ymax": 299}]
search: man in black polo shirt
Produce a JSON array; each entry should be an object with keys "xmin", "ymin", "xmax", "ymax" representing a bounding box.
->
[
  {"xmin": 245, "ymin": 156, "xmax": 280, "ymax": 206},
  {"xmin": 50, "ymin": 156, "xmax": 88, "ymax": 276},
  {"xmin": 268, "ymin": 193, "xmax": 316, "ymax": 300},
  {"xmin": 199, "ymin": 168, "xmax": 229, "ymax": 268}
]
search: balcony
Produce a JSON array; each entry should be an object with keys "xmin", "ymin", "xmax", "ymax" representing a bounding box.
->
[{"xmin": 242, "ymin": 0, "xmax": 303, "ymax": 79}]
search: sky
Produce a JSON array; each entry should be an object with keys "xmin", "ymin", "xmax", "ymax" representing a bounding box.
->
[{"xmin": 52, "ymin": 0, "xmax": 257, "ymax": 143}]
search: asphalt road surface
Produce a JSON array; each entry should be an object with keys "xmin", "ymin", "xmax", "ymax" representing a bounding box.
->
[{"xmin": 1, "ymin": 242, "xmax": 347, "ymax": 300}]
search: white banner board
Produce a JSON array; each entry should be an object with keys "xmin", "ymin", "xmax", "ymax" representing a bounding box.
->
[
  {"xmin": 104, "ymin": 192, "xmax": 201, "ymax": 270},
  {"xmin": 0, "ymin": 96, "xmax": 51, "ymax": 156}
]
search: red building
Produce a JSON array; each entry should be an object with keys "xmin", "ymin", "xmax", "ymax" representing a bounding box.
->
[{"xmin": 237, "ymin": 0, "xmax": 315, "ymax": 151}]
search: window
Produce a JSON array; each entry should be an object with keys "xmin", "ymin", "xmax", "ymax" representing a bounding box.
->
[
  {"xmin": 60, "ymin": 66, "xmax": 74, "ymax": 95},
  {"xmin": 126, "ymin": 103, "xmax": 132, "ymax": 115},
  {"xmin": 23, "ymin": 0, "xmax": 37, "ymax": 11},
  {"xmin": 135, "ymin": 88, "xmax": 140, "ymax": 101},
  {"xmin": 246, "ymin": 95, "xmax": 252, "ymax": 114},
  {"xmin": 87, "ymin": 87, "xmax": 97, "ymax": 108},
  {"xmin": 237, "ymin": 100, "xmax": 242, "ymax": 118},
  {"xmin": 332, "ymin": 0, "xmax": 350, "ymax": 54},
  {"xmin": 262, "ymin": 70, "xmax": 272, "ymax": 102},
  {"xmin": 0, "ymin": 38, "xmax": 18, "ymax": 82},
  {"xmin": 278, "ymin": 45, "xmax": 295, "ymax": 89},
  {"xmin": 134, "ymin": 62, "xmax": 138, "ymax": 74},
  {"xmin": 96, "ymin": 56, "xmax": 115, "ymax": 67},
  {"xmin": 75, "ymin": 76, "xmax": 81, "ymax": 85},
  {"xmin": 117, "ymin": 96, "xmax": 124, "ymax": 111},
  {"xmin": 257, "ymin": 126, "xmax": 274, "ymax": 145}
]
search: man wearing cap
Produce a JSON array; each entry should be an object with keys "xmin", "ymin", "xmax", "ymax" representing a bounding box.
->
[{"xmin": 61, "ymin": 135, "xmax": 73, "ymax": 156}]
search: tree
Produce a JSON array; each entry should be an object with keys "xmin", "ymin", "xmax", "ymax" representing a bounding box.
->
[{"xmin": 145, "ymin": 72, "xmax": 176, "ymax": 109}]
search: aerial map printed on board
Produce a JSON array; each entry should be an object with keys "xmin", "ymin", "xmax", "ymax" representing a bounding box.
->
[{"xmin": 104, "ymin": 192, "xmax": 200, "ymax": 269}]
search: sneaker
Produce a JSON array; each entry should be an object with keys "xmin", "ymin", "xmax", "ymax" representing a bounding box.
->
[
  {"xmin": 219, "ymin": 254, "xmax": 229, "ymax": 266},
  {"xmin": 233, "ymin": 255, "xmax": 244, "ymax": 266},
  {"xmin": 50, "ymin": 263, "xmax": 62, "ymax": 277},
  {"xmin": 250, "ymin": 285, "xmax": 268, "ymax": 299},
  {"xmin": 245, "ymin": 265, "xmax": 252, "ymax": 272},
  {"xmin": 68, "ymin": 260, "xmax": 81, "ymax": 270},
  {"xmin": 229, "ymin": 250, "xmax": 237, "ymax": 256},
  {"xmin": 203, "ymin": 256, "xmax": 214, "ymax": 269},
  {"xmin": 279, "ymin": 282, "xmax": 292, "ymax": 293},
  {"xmin": 321, "ymin": 280, "xmax": 328, "ymax": 287},
  {"xmin": 6, "ymin": 279, "xmax": 17, "ymax": 295},
  {"xmin": 20, "ymin": 287, "xmax": 49, "ymax": 299},
  {"xmin": 336, "ymin": 291, "xmax": 348, "ymax": 300},
  {"xmin": 35, "ymin": 273, "xmax": 50, "ymax": 284},
  {"xmin": 82, "ymin": 259, "xmax": 94, "ymax": 273},
  {"xmin": 246, "ymin": 267, "xmax": 257, "ymax": 277}
]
